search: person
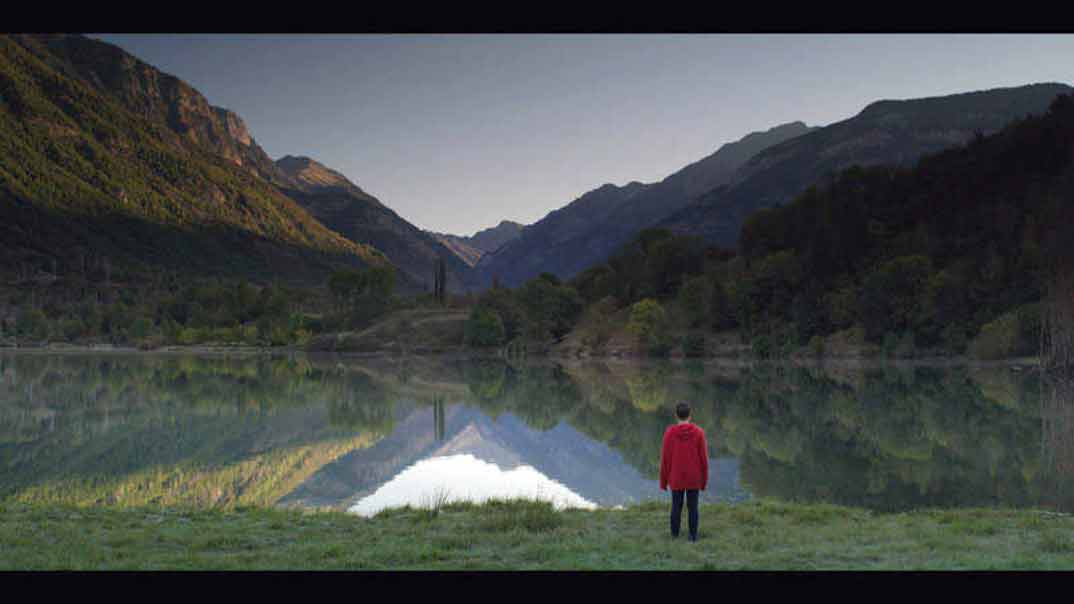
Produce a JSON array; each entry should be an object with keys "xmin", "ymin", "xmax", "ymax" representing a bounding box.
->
[{"xmin": 659, "ymin": 401, "xmax": 709, "ymax": 542}]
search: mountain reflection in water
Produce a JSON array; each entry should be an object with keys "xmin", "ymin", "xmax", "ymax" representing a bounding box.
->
[{"xmin": 0, "ymin": 353, "xmax": 1071, "ymax": 513}]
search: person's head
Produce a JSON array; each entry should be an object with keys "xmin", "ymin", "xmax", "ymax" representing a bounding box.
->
[{"xmin": 675, "ymin": 402, "xmax": 691, "ymax": 421}]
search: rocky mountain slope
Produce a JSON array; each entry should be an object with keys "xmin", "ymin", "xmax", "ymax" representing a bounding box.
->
[
  {"xmin": 0, "ymin": 33, "xmax": 384, "ymax": 285},
  {"xmin": 659, "ymin": 83, "xmax": 1074, "ymax": 248},
  {"xmin": 275, "ymin": 155, "xmax": 474, "ymax": 293},
  {"xmin": 428, "ymin": 220, "xmax": 525, "ymax": 267}
]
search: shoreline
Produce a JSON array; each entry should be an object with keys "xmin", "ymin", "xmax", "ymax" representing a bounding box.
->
[{"xmin": 0, "ymin": 343, "xmax": 1043, "ymax": 368}]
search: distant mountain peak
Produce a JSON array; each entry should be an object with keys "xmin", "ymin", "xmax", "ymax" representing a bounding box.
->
[
  {"xmin": 428, "ymin": 219, "xmax": 526, "ymax": 267},
  {"xmin": 275, "ymin": 155, "xmax": 368, "ymax": 196}
]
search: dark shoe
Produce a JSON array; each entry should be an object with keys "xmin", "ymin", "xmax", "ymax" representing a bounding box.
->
[{"xmin": 688, "ymin": 536, "xmax": 698, "ymax": 542}]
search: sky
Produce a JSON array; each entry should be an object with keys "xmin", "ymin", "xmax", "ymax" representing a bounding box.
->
[{"xmin": 93, "ymin": 34, "xmax": 1074, "ymax": 236}]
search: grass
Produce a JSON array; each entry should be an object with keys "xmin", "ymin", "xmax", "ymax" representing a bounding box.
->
[{"xmin": 2, "ymin": 498, "xmax": 1074, "ymax": 570}]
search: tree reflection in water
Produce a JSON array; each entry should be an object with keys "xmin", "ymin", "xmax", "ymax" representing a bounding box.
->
[
  {"xmin": 0, "ymin": 353, "xmax": 1070, "ymax": 512},
  {"xmin": 1041, "ymin": 373, "xmax": 1074, "ymax": 511}
]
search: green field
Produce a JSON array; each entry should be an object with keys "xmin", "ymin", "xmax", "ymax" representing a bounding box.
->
[{"xmin": 3, "ymin": 499, "xmax": 1074, "ymax": 570}]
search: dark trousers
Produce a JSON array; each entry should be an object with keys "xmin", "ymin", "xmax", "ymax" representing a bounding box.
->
[{"xmin": 670, "ymin": 489, "xmax": 699, "ymax": 540}]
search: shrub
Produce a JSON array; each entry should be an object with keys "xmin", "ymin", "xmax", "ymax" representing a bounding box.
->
[
  {"xmin": 464, "ymin": 306, "xmax": 506, "ymax": 348},
  {"xmin": 895, "ymin": 331, "xmax": 916, "ymax": 358},
  {"xmin": 268, "ymin": 325, "xmax": 291, "ymax": 346},
  {"xmin": 292, "ymin": 328, "xmax": 312, "ymax": 346},
  {"xmin": 1016, "ymin": 303, "xmax": 1040, "ymax": 354},
  {"xmin": 751, "ymin": 334, "xmax": 772, "ymax": 359},
  {"xmin": 628, "ymin": 299, "xmax": 672, "ymax": 356},
  {"xmin": 942, "ymin": 324, "xmax": 969, "ymax": 355},
  {"xmin": 240, "ymin": 324, "xmax": 260, "ymax": 345},
  {"xmin": 774, "ymin": 323, "xmax": 799, "ymax": 358},
  {"xmin": 61, "ymin": 318, "xmax": 84, "ymax": 341},
  {"xmin": 882, "ymin": 332, "xmax": 899, "ymax": 357},
  {"xmin": 17, "ymin": 308, "xmax": 49, "ymax": 340},
  {"xmin": 578, "ymin": 296, "xmax": 618, "ymax": 352},
  {"xmin": 129, "ymin": 317, "xmax": 153, "ymax": 340},
  {"xmin": 138, "ymin": 335, "xmax": 165, "ymax": 350},
  {"xmin": 968, "ymin": 307, "xmax": 1035, "ymax": 360},
  {"xmin": 647, "ymin": 336, "xmax": 674, "ymax": 357},
  {"xmin": 678, "ymin": 276, "xmax": 713, "ymax": 328},
  {"xmin": 176, "ymin": 327, "xmax": 200, "ymax": 345},
  {"xmin": 682, "ymin": 333, "xmax": 706, "ymax": 357}
]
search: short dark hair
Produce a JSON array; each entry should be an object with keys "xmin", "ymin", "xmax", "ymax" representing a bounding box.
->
[{"xmin": 675, "ymin": 402, "xmax": 691, "ymax": 420}]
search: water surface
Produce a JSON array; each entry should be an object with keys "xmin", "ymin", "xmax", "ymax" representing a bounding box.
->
[{"xmin": 1, "ymin": 352, "xmax": 1070, "ymax": 514}]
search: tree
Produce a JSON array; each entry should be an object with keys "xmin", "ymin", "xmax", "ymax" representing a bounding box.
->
[
  {"xmin": 465, "ymin": 306, "xmax": 506, "ymax": 348},
  {"xmin": 17, "ymin": 307, "xmax": 49, "ymax": 341},
  {"xmin": 643, "ymin": 235, "xmax": 705, "ymax": 298},
  {"xmin": 517, "ymin": 274, "xmax": 584, "ymax": 342},
  {"xmin": 678, "ymin": 275, "xmax": 712, "ymax": 329},
  {"xmin": 859, "ymin": 255, "xmax": 932, "ymax": 342},
  {"xmin": 328, "ymin": 270, "xmax": 365, "ymax": 312},
  {"xmin": 475, "ymin": 288, "xmax": 528, "ymax": 341},
  {"xmin": 709, "ymin": 280, "xmax": 736, "ymax": 331},
  {"xmin": 129, "ymin": 315, "xmax": 152, "ymax": 339},
  {"xmin": 365, "ymin": 265, "xmax": 397, "ymax": 303},
  {"xmin": 433, "ymin": 257, "xmax": 447, "ymax": 305},
  {"xmin": 627, "ymin": 298, "xmax": 671, "ymax": 356}
]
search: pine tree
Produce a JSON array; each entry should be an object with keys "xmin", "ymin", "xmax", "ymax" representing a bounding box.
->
[{"xmin": 435, "ymin": 257, "xmax": 447, "ymax": 306}]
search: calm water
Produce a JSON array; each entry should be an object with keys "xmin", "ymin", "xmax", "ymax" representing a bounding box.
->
[{"xmin": 1, "ymin": 352, "xmax": 1071, "ymax": 514}]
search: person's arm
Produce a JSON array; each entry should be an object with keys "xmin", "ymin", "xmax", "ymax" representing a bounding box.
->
[
  {"xmin": 698, "ymin": 429, "xmax": 709, "ymax": 491},
  {"xmin": 659, "ymin": 430, "xmax": 671, "ymax": 491}
]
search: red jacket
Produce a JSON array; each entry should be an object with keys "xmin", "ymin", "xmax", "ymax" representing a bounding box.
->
[{"xmin": 660, "ymin": 422, "xmax": 709, "ymax": 491}]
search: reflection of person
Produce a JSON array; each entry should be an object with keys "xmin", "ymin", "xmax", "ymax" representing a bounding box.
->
[{"xmin": 659, "ymin": 401, "xmax": 709, "ymax": 542}]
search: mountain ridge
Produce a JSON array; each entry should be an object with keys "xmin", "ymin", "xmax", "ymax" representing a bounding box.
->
[
  {"xmin": 659, "ymin": 82, "xmax": 1074, "ymax": 248},
  {"xmin": 472, "ymin": 121, "xmax": 816, "ymax": 287},
  {"xmin": 275, "ymin": 155, "xmax": 474, "ymax": 292},
  {"xmin": 427, "ymin": 220, "xmax": 525, "ymax": 267},
  {"xmin": 0, "ymin": 33, "xmax": 385, "ymax": 285}
]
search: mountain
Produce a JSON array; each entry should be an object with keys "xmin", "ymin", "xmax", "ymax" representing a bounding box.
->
[
  {"xmin": 473, "ymin": 122, "xmax": 816, "ymax": 287},
  {"xmin": 0, "ymin": 34, "xmax": 384, "ymax": 285},
  {"xmin": 427, "ymin": 220, "xmax": 525, "ymax": 267},
  {"xmin": 659, "ymin": 83, "xmax": 1074, "ymax": 248},
  {"xmin": 275, "ymin": 155, "xmax": 474, "ymax": 293}
]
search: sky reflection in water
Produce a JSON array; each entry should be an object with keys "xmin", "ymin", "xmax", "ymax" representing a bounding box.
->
[{"xmin": 349, "ymin": 454, "xmax": 597, "ymax": 517}]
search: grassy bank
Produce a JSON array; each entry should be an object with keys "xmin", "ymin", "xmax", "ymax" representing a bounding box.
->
[{"xmin": 3, "ymin": 499, "xmax": 1073, "ymax": 570}]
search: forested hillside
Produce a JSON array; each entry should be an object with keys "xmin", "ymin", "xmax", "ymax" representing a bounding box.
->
[
  {"xmin": 566, "ymin": 94, "xmax": 1074, "ymax": 359},
  {"xmin": 0, "ymin": 34, "xmax": 386, "ymax": 286}
]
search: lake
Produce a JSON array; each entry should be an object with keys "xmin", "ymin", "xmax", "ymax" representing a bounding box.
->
[{"xmin": 1, "ymin": 352, "xmax": 1071, "ymax": 515}]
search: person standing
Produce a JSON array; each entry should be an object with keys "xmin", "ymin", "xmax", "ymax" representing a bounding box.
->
[{"xmin": 659, "ymin": 401, "xmax": 709, "ymax": 542}]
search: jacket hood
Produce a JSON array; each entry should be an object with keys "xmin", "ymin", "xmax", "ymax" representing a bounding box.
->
[{"xmin": 669, "ymin": 422, "xmax": 700, "ymax": 441}]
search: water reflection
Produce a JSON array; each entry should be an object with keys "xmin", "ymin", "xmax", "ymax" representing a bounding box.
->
[
  {"xmin": 1040, "ymin": 373, "xmax": 1074, "ymax": 510},
  {"xmin": 0, "ymin": 352, "xmax": 1070, "ymax": 513}
]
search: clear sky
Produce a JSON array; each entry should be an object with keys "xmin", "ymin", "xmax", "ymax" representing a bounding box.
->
[{"xmin": 92, "ymin": 34, "xmax": 1074, "ymax": 237}]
